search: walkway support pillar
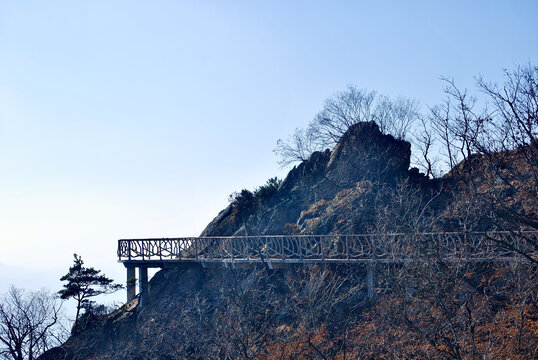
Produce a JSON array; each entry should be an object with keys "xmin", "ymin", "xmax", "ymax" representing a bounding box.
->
[
  {"xmin": 366, "ymin": 266, "xmax": 374, "ymax": 299},
  {"xmin": 126, "ymin": 266, "xmax": 136, "ymax": 302},
  {"xmin": 138, "ymin": 266, "xmax": 149, "ymax": 306}
]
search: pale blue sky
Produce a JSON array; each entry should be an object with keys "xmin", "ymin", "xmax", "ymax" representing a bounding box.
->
[{"xmin": 1, "ymin": 1, "xmax": 537, "ymax": 294}]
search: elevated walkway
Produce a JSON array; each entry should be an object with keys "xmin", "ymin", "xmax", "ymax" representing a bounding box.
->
[{"xmin": 117, "ymin": 232, "xmax": 538, "ymax": 302}]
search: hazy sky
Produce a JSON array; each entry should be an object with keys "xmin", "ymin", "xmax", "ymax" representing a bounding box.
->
[{"xmin": 1, "ymin": 1, "xmax": 537, "ymax": 295}]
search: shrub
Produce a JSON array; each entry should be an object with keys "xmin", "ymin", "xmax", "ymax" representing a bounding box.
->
[
  {"xmin": 229, "ymin": 177, "xmax": 282, "ymax": 217},
  {"xmin": 229, "ymin": 189, "xmax": 256, "ymax": 214},
  {"xmin": 254, "ymin": 177, "xmax": 282, "ymax": 201}
]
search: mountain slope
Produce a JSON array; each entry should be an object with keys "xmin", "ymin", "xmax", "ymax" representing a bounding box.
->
[{"xmin": 39, "ymin": 122, "xmax": 537, "ymax": 360}]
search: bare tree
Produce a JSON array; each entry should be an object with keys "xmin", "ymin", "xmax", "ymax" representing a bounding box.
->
[
  {"xmin": 412, "ymin": 116, "xmax": 438, "ymax": 178},
  {"xmin": 477, "ymin": 64, "xmax": 538, "ymax": 188},
  {"xmin": 428, "ymin": 78, "xmax": 487, "ymax": 175},
  {"xmin": 275, "ymin": 85, "xmax": 419, "ymax": 167},
  {"xmin": 374, "ymin": 95, "xmax": 419, "ymax": 141},
  {"xmin": 311, "ymin": 86, "xmax": 377, "ymax": 147},
  {"xmin": 429, "ymin": 98, "xmax": 458, "ymax": 172},
  {"xmin": 274, "ymin": 128, "xmax": 320, "ymax": 167},
  {"xmin": 478, "ymin": 65, "xmax": 537, "ymax": 149},
  {"xmin": 427, "ymin": 65, "xmax": 537, "ymax": 181},
  {"xmin": 0, "ymin": 287, "xmax": 65, "ymax": 360}
]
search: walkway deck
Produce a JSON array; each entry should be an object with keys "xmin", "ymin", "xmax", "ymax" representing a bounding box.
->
[
  {"xmin": 117, "ymin": 232, "xmax": 537, "ymax": 303},
  {"xmin": 118, "ymin": 232, "xmax": 537, "ymax": 265}
]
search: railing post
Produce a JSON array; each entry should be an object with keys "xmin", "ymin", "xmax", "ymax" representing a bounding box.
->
[
  {"xmin": 346, "ymin": 236, "xmax": 350, "ymax": 261},
  {"xmin": 128, "ymin": 241, "xmax": 132, "ymax": 261},
  {"xmin": 299, "ymin": 236, "xmax": 303, "ymax": 261},
  {"xmin": 281, "ymin": 236, "xmax": 285, "ymax": 260},
  {"xmin": 321, "ymin": 236, "xmax": 325, "ymax": 262},
  {"xmin": 367, "ymin": 234, "xmax": 374, "ymax": 298}
]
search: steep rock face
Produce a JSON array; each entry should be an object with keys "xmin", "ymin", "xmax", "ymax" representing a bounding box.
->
[
  {"xmin": 297, "ymin": 180, "xmax": 377, "ymax": 234},
  {"xmin": 325, "ymin": 121, "xmax": 410, "ymax": 183},
  {"xmin": 202, "ymin": 121, "xmax": 414, "ymax": 236}
]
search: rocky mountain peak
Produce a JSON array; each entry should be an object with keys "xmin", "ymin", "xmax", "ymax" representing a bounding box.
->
[{"xmin": 202, "ymin": 121, "xmax": 416, "ymax": 236}]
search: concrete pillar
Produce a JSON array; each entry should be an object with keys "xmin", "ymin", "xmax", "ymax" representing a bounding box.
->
[
  {"xmin": 126, "ymin": 266, "xmax": 136, "ymax": 302},
  {"xmin": 366, "ymin": 266, "xmax": 374, "ymax": 299},
  {"xmin": 138, "ymin": 266, "xmax": 149, "ymax": 306}
]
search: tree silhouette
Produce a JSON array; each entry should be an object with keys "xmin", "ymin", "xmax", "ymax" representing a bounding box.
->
[
  {"xmin": 58, "ymin": 254, "xmax": 122, "ymax": 334},
  {"xmin": 274, "ymin": 85, "xmax": 419, "ymax": 167},
  {"xmin": 0, "ymin": 287, "xmax": 65, "ymax": 360}
]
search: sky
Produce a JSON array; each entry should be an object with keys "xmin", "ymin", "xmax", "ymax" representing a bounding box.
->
[{"xmin": 1, "ymin": 0, "xmax": 537, "ymax": 303}]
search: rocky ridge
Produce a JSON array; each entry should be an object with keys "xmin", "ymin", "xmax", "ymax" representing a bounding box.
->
[{"xmin": 201, "ymin": 121, "xmax": 426, "ymax": 237}]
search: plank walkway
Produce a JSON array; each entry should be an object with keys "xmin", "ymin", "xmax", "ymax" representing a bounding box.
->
[
  {"xmin": 118, "ymin": 232, "xmax": 537, "ymax": 303},
  {"xmin": 118, "ymin": 232, "xmax": 538, "ymax": 266}
]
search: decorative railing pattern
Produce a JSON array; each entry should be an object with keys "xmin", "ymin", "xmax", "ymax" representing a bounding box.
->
[{"xmin": 118, "ymin": 232, "xmax": 538, "ymax": 263}]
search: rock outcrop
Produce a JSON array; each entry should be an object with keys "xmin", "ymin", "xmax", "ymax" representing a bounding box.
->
[{"xmin": 202, "ymin": 121, "xmax": 418, "ymax": 236}]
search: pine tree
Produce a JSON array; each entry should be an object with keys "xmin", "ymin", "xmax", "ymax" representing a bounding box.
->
[{"xmin": 58, "ymin": 254, "xmax": 122, "ymax": 334}]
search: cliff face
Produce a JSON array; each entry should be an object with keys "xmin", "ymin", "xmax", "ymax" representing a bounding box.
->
[{"xmin": 202, "ymin": 121, "xmax": 419, "ymax": 236}]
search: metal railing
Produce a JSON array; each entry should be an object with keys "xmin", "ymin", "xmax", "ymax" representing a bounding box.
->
[{"xmin": 117, "ymin": 232, "xmax": 538, "ymax": 264}]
